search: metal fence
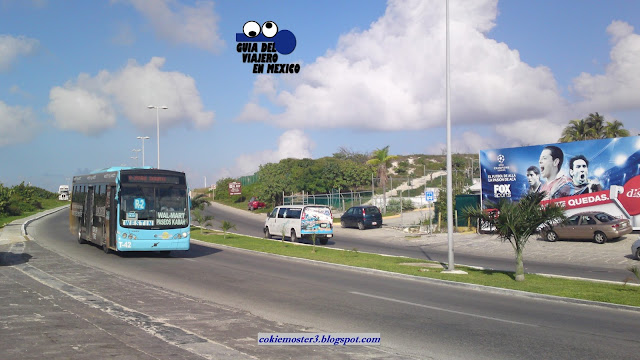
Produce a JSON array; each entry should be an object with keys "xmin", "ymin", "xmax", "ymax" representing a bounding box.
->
[
  {"xmin": 282, "ymin": 190, "xmax": 374, "ymax": 211},
  {"xmin": 281, "ymin": 173, "xmax": 448, "ymax": 213}
]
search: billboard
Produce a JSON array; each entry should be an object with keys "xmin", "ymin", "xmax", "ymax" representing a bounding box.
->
[
  {"xmin": 228, "ymin": 181, "xmax": 242, "ymax": 195},
  {"xmin": 479, "ymin": 136, "xmax": 640, "ymax": 230}
]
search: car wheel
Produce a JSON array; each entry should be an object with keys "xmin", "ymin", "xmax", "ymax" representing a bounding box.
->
[
  {"xmin": 77, "ymin": 226, "xmax": 86, "ymax": 244},
  {"xmin": 319, "ymin": 237, "xmax": 329, "ymax": 245},
  {"xmin": 594, "ymin": 231, "xmax": 607, "ymax": 244},
  {"xmin": 635, "ymin": 248, "xmax": 640, "ymax": 260},
  {"xmin": 341, "ymin": 221, "xmax": 346, "ymax": 228},
  {"xmin": 357, "ymin": 221, "xmax": 365, "ymax": 230},
  {"xmin": 290, "ymin": 229, "xmax": 297, "ymax": 243},
  {"xmin": 264, "ymin": 227, "xmax": 272, "ymax": 239},
  {"xmin": 545, "ymin": 230, "xmax": 558, "ymax": 242}
]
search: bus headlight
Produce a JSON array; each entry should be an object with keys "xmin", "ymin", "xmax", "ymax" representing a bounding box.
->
[
  {"xmin": 121, "ymin": 233, "xmax": 127, "ymax": 239},
  {"xmin": 182, "ymin": 232, "xmax": 188, "ymax": 238}
]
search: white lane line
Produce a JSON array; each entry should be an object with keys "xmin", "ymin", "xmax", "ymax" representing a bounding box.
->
[{"xmin": 350, "ymin": 291, "xmax": 538, "ymax": 327}]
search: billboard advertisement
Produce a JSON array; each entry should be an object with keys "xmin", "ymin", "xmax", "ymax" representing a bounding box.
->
[{"xmin": 479, "ymin": 136, "xmax": 640, "ymax": 230}]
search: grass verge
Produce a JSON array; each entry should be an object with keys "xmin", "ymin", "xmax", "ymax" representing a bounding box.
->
[
  {"xmin": 191, "ymin": 227, "xmax": 640, "ymax": 308},
  {"xmin": 0, "ymin": 199, "xmax": 69, "ymax": 228}
]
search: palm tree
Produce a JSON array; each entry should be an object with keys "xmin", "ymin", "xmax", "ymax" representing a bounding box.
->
[
  {"xmin": 465, "ymin": 191, "xmax": 565, "ymax": 281},
  {"xmin": 604, "ymin": 120, "xmax": 630, "ymax": 138},
  {"xmin": 190, "ymin": 193, "xmax": 210, "ymax": 210},
  {"xmin": 558, "ymin": 112, "xmax": 630, "ymax": 142},
  {"xmin": 220, "ymin": 220, "xmax": 237, "ymax": 239},
  {"xmin": 558, "ymin": 119, "xmax": 590, "ymax": 142},
  {"xmin": 366, "ymin": 146, "xmax": 398, "ymax": 214},
  {"xmin": 191, "ymin": 209, "xmax": 214, "ymax": 233},
  {"xmin": 584, "ymin": 112, "xmax": 605, "ymax": 137}
]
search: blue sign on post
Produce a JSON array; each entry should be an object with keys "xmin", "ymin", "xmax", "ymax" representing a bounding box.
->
[{"xmin": 425, "ymin": 191, "xmax": 434, "ymax": 202}]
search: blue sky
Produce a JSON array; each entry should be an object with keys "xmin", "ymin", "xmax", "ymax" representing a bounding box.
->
[{"xmin": 1, "ymin": 0, "xmax": 640, "ymax": 191}]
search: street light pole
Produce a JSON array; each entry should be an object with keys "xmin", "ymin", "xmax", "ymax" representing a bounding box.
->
[
  {"xmin": 137, "ymin": 136, "xmax": 150, "ymax": 166},
  {"xmin": 147, "ymin": 105, "xmax": 168, "ymax": 168},
  {"xmin": 132, "ymin": 149, "xmax": 141, "ymax": 167}
]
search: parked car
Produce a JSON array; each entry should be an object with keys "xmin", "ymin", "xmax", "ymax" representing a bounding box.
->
[
  {"xmin": 632, "ymin": 238, "xmax": 640, "ymax": 260},
  {"xmin": 543, "ymin": 211, "xmax": 632, "ymax": 244},
  {"xmin": 340, "ymin": 205, "xmax": 383, "ymax": 230},
  {"xmin": 264, "ymin": 205, "xmax": 333, "ymax": 244},
  {"xmin": 247, "ymin": 197, "xmax": 266, "ymax": 211}
]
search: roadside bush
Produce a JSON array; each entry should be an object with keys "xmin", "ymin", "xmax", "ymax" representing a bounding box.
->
[
  {"xmin": 386, "ymin": 199, "xmax": 415, "ymax": 213},
  {"xmin": 0, "ymin": 183, "xmax": 56, "ymax": 217},
  {"xmin": 6, "ymin": 204, "xmax": 23, "ymax": 216}
]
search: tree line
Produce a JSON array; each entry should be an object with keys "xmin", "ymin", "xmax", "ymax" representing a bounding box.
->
[
  {"xmin": 0, "ymin": 182, "xmax": 58, "ymax": 218},
  {"xmin": 215, "ymin": 156, "xmax": 374, "ymax": 206}
]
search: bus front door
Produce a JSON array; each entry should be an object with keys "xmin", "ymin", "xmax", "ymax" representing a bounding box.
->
[
  {"xmin": 106, "ymin": 186, "xmax": 116, "ymax": 250},
  {"xmin": 85, "ymin": 186, "xmax": 95, "ymax": 242}
]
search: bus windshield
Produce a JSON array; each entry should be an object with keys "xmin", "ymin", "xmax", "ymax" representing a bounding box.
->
[{"xmin": 120, "ymin": 185, "xmax": 188, "ymax": 228}]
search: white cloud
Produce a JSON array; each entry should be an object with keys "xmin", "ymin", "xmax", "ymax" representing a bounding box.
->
[
  {"xmin": 571, "ymin": 21, "xmax": 640, "ymax": 113},
  {"xmin": 222, "ymin": 130, "xmax": 315, "ymax": 178},
  {"xmin": 0, "ymin": 35, "xmax": 39, "ymax": 71},
  {"xmin": 48, "ymin": 57, "xmax": 215, "ymax": 134},
  {"xmin": 239, "ymin": 0, "xmax": 566, "ymax": 143},
  {"xmin": 0, "ymin": 101, "xmax": 39, "ymax": 146},
  {"xmin": 48, "ymin": 85, "xmax": 117, "ymax": 135},
  {"xmin": 127, "ymin": 0, "xmax": 224, "ymax": 53}
]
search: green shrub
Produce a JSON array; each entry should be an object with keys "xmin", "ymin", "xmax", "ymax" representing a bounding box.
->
[{"xmin": 386, "ymin": 199, "xmax": 415, "ymax": 213}]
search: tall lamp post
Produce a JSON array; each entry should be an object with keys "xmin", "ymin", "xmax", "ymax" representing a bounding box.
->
[
  {"xmin": 132, "ymin": 149, "xmax": 141, "ymax": 166},
  {"xmin": 147, "ymin": 105, "xmax": 168, "ymax": 168},
  {"xmin": 130, "ymin": 156, "xmax": 138, "ymax": 166},
  {"xmin": 136, "ymin": 136, "xmax": 150, "ymax": 166}
]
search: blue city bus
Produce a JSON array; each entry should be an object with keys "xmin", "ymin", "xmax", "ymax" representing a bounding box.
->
[{"xmin": 70, "ymin": 167, "xmax": 190, "ymax": 254}]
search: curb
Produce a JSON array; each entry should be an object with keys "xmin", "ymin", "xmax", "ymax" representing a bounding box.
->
[{"xmin": 22, "ymin": 205, "xmax": 70, "ymax": 237}]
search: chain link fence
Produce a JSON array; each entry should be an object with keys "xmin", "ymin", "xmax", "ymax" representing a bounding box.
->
[{"xmin": 282, "ymin": 172, "xmax": 447, "ymax": 213}]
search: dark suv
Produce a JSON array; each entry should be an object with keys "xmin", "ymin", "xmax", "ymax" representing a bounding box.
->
[{"xmin": 340, "ymin": 205, "xmax": 383, "ymax": 230}]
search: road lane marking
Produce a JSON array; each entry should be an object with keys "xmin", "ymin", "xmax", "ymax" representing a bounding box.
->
[{"xmin": 350, "ymin": 291, "xmax": 538, "ymax": 327}]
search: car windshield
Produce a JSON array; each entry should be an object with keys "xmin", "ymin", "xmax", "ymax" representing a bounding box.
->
[{"xmin": 594, "ymin": 213, "xmax": 616, "ymax": 223}]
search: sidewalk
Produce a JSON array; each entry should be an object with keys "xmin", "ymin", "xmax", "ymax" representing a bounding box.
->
[{"xmin": 0, "ymin": 206, "xmax": 69, "ymax": 246}]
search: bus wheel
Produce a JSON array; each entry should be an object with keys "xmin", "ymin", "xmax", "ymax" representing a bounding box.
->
[
  {"xmin": 290, "ymin": 229, "xmax": 297, "ymax": 243},
  {"xmin": 319, "ymin": 237, "xmax": 329, "ymax": 245},
  {"xmin": 77, "ymin": 226, "xmax": 86, "ymax": 244},
  {"xmin": 102, "ymin": 241, "xmax": 110, "ymax": 254}
]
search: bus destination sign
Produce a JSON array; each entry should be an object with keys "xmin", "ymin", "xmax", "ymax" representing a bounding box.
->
[{"xmin": 125, "ymin": 175, "xmax": 180, "ymax": 184}]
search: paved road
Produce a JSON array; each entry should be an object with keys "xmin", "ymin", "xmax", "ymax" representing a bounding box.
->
[
  {"xmin": 203, "ymin": 203, "xmax": 640, "ymax": 283},
  {"xmin": 2, "ymin": 207, "xmax": 640, "ymax": 359}
]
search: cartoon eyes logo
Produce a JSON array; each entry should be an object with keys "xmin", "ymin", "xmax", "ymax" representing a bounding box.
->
[
  {"xmin": 236, "ymin": 20, "xmax": 296, "ymax": 55},
  {"xmin": 243, "ymin": 21, "xmax": 278, "ymax": 38}
]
